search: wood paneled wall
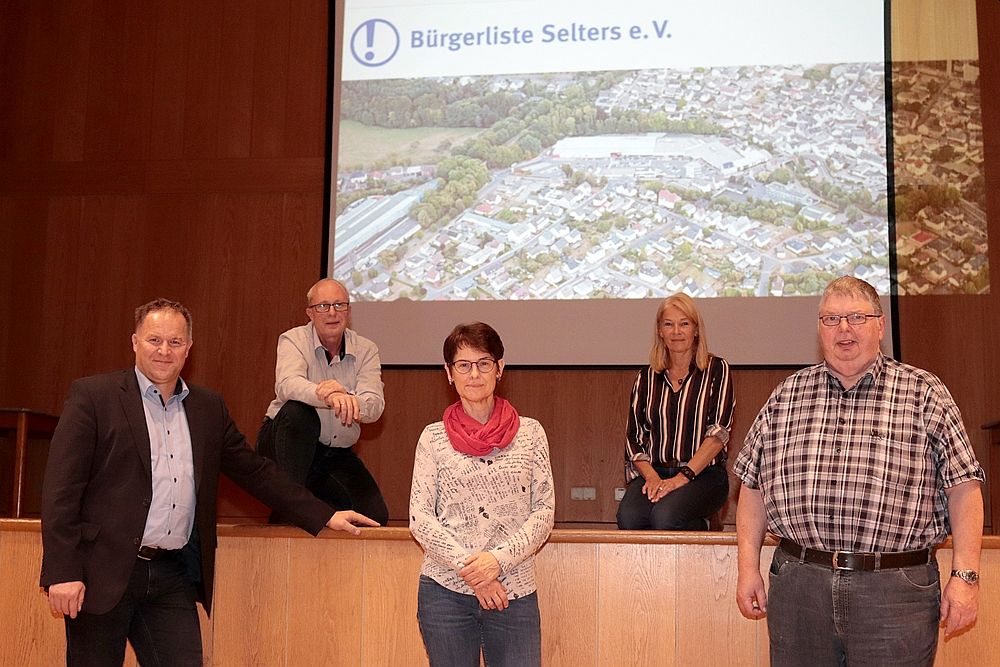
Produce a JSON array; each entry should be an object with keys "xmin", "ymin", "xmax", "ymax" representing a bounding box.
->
[
  {"xmin": 1, "ymin": 1, "xmax": 999, "ymax": 527},
  {"xmin": 3, "ymin": 520, "xmax": 999, "ymax": 666}
]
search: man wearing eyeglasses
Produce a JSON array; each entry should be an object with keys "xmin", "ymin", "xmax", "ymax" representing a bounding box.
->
[
  {"xmin": 256, "ymin": 278, "xmax": 388, "ymax": 524},
  {"xmin": 733, "ymin": 276, "xmax": 984, "ymax": 666}
]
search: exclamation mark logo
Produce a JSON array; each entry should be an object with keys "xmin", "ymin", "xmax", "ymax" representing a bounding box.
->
[
  {"xmin": 350, "ymin": 18, "xmax": 400, "ymax": 68},
  {"xmin": 364, "ymin": 21, "xmax": 376, "ymax": 61}
]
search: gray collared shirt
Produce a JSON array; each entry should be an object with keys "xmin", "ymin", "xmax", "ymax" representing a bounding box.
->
[
  {"xmin": 265, "ymin": 324, "xmax": 384, "ymax": 447},
  {"xmin": 135, "ymin": 368, "xmax": 196, "ymax": 550},
  {"xmin": 734, "ymin": 353, "xmax": 984, "ymax": 553}
]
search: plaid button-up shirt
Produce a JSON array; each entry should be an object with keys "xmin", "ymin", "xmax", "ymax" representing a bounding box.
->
[{"xmin": 734, "ymin": 353, "xmax": 984, "ymax": 553}]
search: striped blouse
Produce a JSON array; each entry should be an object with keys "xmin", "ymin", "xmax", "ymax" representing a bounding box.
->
[{"xmin": 624, "ymin": 355, "xmax": 735, "ymax": 482}]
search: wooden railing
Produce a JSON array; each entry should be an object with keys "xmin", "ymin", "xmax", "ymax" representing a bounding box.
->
[{"xmin": 3, "ymin": 520, "xmax": 997, "ymax": 666}]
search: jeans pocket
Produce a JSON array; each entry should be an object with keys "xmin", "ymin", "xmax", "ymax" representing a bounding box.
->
[
  {"xmin": 897, "ymin": 562, "xmax": 940, "ymax": 591},
  {"xmin": 769, "ymin": 548, "xmax": 795, "ymax": 577}
]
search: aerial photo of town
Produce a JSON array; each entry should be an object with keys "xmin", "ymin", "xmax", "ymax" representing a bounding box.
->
[
  {"xmin": 892, "ymin": 61, "xmax": 987, "ymax": 295},
  {"xmin": 334, "ymin": 60, "xmax": 986, "ymax": 301}
]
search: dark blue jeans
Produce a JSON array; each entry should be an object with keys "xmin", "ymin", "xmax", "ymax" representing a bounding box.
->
[
  {"xmin": 417, "ymin": 575, "xmax": 541, "ymax": 667},
  {"xmin": 767, "ymin": 546, "xmax": 940, "ymax": 666},
  {"xmin": 64, "ymin": 555, "xmax": 201, "ymax": 666},
  {"xmin": 616, "ymin": 463, "xmax": 728, "ymax": 530},
  {"xmin": 256, "ymin": 399, "xmax": 388, "ymax": 524}
]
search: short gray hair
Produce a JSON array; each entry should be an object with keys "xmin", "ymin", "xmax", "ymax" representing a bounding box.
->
[
  {"xmin": 306, "ymin": 278, "xmax": 349, "ymax": 304},
  {"xmin": 820, "ymin": 276, "xmax": 882, "ymax": 316}
]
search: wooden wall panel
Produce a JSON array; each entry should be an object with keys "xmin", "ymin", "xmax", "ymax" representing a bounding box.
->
[
  {"xmin": 217, "ymin": 0, "xmax": 257, "ymax": 158},
  {"xmin": 251, "ymin": 0, "xmax": 291, "ymax": 158},
  {"xmin": 678, "ymin": 544, "xmax": 760, "ymax": 666},
  {"xmin": 361, "ymin": 540, "xmax": 427, "ymax": 666},
  {"xmin": 4, "ymin": 522, "xmax": 1000, "ymax": 666},
  {"xmin": 149, "ymin": 0, "xmax": 189, "ymax": 160},
  {"xmin": 536, "ymin": 541, "xmax": 600, "ymax": 665},
  {"xmin": 286, "ymin": 0, "xmax": 330, "ymax": 157},
  {"xmin": 182, "ymin": 2, "xmax": 225, "ymax": 159},
  {"xmin": 597, "ymin": 542, "xmax": 677, "ymax": 665},
  {"xmin": 0, "ymin": 530, "xmax": 65, "ymax": 666},
  {"xmin": 83, "ymin": 0, "xmax": 158, "ymax": 161},
  {"xmin": 360, "ymin": 366, "xmax": 797, "ymax": 525},
  {"xmin": 979, "ymin": 0, "xmax": 1000, "ymax": 530},
  {"xmin": 287, "ymin": 538, "xmax": 366, "ymax": 666},
  {"xmin": 1, "ymin": 0, "xmax": 998, "ymax": 533},
  {"xmin": 212, "ymin": 536, "xmax": 290, "ymax": 665}
]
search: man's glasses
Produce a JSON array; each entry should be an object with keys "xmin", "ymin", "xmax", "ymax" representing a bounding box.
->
[
  {"xmin": 308, "ymin": 302, "xmax": 350, "ymax": 313},
  {"xmin": 450, "ymin": 358, "xmax": 497, "ymax": 374},
  {"xmin": 818, "ymin": 313, "xmax": 883, "ymax": 327}
]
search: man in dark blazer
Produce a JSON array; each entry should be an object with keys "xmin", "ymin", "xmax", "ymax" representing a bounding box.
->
[{"xmin": 40, "ymin": 298, "xmax": 378, "ymax": 666}]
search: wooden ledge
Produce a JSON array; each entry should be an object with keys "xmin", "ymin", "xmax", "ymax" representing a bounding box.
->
[{"xmin": 8, "ymin": 519, "xmax": 997, "ymax": 550}]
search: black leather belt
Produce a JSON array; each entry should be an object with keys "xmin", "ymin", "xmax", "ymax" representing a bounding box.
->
[
  {"xmin": 137, "ymin": 545, "xmax": 181, "ymax": 561},
  {"xmin": 779, "ymin": 538, "xmax": 930, "ymax": 571}
]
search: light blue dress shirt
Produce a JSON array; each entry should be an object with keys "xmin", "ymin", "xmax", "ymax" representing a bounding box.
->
[{"xmin": 135, "ymin": 368, "xmax": 196, "ymax": 550}]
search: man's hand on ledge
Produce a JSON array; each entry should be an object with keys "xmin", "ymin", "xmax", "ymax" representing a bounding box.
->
[
  {"xmin": 47, "ymin": 580, "xmax": 86, "ymax": 619},
  {"xmin": 326, "ymin": 510, "xmax": 380, "ymax": 535}
]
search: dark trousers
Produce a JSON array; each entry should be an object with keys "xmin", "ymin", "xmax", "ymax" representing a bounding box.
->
[
  {"xmin": 256, "ymin": 400, "xmax": 389, "ymax": 524},
  {"xmin": 616, "ymin": 463, "xmax": 728, "ymax": 530},
  {"xmin": 64, "ymin": 556, "xmax": 201, "ymax": 667},
  {"xmin": 767, "ymin": 546, "xmax": 940, "ymax": 666}
]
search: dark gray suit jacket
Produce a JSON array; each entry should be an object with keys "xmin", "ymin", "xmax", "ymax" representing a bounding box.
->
[{"xmin": 40, "ymin": 369, "xmax": 334, "ymax": 614}]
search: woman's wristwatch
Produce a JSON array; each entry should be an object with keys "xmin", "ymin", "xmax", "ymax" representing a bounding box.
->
[{"xmin": 678, "ymin": 466, "xmax": 697, "ymax": 482}]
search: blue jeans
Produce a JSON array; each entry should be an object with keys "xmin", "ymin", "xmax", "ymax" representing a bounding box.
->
[
  {"xmin": 417, "ymin": 575, "xmax": 541, "ymax": 667},
  {"xmin": 64, "ymin": 555, "xmax": 202, "ymax": 666},
  {"xmin": 767, "ymin": 546, "xmax": 940, "ymax": 667},
  {"xmin": 616, "ymin": 463, "xmax": 728, "ymax": 530}
]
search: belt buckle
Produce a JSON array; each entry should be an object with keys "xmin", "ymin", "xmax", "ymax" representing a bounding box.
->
[
  {"xmin": 831, "ymin": 550, "xmax": 853, "ymax": 571},
  {"xmin": 137, "ymin": 546, "xmax": 154, "ymax": 561}
]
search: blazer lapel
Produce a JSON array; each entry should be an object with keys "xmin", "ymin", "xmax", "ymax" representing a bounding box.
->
[{"xmin": 119, "ymin": 370, "xmax": 153, "ymax": 480}]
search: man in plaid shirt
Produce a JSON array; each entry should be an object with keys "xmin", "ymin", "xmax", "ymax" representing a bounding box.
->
[{"xmin": 733, "ymin": 276, "xmax": 984, "ymax": 666}]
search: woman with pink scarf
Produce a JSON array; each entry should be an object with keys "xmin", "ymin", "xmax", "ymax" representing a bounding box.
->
[{"xmin": 409, "ymin": 322, "xmax": 555, "ymax": 667}]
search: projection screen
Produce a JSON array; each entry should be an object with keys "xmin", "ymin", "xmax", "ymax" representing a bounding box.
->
[{"xmin": 330, "ymin": 0, "xmax": 897, "ymax": 365}]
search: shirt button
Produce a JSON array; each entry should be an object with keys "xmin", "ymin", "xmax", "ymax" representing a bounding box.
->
[
  {"xmin": 838, "ymin": 418, "xmax": 846, "ymax": 424},
  {"xmin": 836, "ymin": 447, "xmax": 842, "ymax": 453},
  {"xmin": 173, "ymin": 478, "xmax": 177, "ymax": 482}
]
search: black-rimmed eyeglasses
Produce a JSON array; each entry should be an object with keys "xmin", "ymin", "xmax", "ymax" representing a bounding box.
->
[
  {"xmin": 450, "ymin": 358, "xmax": 497, "ymax": 374},
  {"xmin": 818, "ymin": 313, "xmax": 882, "ymax": 327},
  {"xmin": 308, "ymin": 302, "xmax": 350, "ymax": 313}
]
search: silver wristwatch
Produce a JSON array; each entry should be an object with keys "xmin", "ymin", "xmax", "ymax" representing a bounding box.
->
[{"xmin": 951, "ymin": 569, "xmax": 979, "ymax": 585}]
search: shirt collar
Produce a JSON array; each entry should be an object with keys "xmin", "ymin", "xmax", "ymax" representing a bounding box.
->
[
  {"xmin": 134, "ymin": 367, "xmax": 189, "ymax": 403},
  {"xmin": 823, "ymin": 352, "xmax": 885, "ymax": 392},
  {"xmin": 309, "ymin": 324, "xmax": 353, "ymax": 365}
]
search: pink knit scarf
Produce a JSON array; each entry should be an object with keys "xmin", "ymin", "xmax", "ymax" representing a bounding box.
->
[{"xmin": 442, "ymin": 396, "xmax": 520, "ymax": 456}]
